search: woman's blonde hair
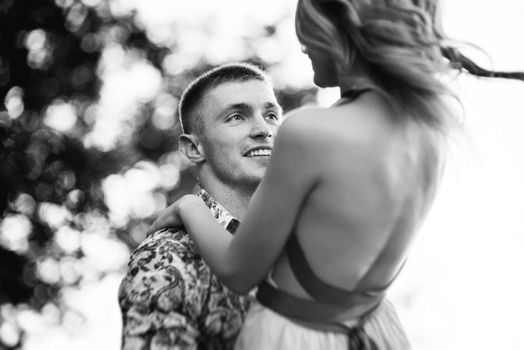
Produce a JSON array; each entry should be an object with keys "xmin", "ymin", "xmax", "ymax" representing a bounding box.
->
[{"xmin": 296, "ymin": 0, "xmax": 523, "ymax": 131}]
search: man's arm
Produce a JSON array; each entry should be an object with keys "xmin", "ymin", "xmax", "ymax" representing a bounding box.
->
[{"xmin": 118, "ymin": 229, "xmax": 202, "ymax": 350}]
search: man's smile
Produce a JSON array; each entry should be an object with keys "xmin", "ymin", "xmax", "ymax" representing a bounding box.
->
[{"xmin": 244, "ymin": 147, "xmax": 272, "ymax": 157}]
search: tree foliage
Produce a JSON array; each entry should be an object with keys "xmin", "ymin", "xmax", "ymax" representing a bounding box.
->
[{"xmin": 0, "ymin": 0, "xmax": 314, "ymax": 347}]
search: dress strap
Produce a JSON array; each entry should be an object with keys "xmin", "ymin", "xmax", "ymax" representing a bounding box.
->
[
  {"xmin": 286, "ymin": 233, "xmax": 374, "ymax": 305},
  {"xmin": 341, "ymin": 88, "xmax": 372, "ymax": 101},
  {"xmin": 334, "ymin": 88, "xmax": 373, "ymax": 107},
  {"xmin": 256, "ymin": 280, "xmax": 380, "ymax": 324},
  {"xmin": 286, "ymin": 231, "xmax": 407, "ymax": 303},
  {"xmin": 256, "ymin": 281, "xmax": 380, "ymax": 350}
]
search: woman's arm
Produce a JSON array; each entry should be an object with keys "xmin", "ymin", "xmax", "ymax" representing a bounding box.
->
[{"xmin": 180, "ymin": 113, "xmax": 320, "ymax": 294}]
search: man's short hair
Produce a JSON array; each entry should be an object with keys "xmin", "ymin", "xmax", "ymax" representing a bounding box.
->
[{"xmin": 178, "ymin": 63, "xmax": 270, "ymax": 134}]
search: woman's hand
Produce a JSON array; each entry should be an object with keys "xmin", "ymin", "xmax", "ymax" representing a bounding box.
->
[{"xmin": 146, "ymin": 194, "xmax": 202, "ymax": 236}]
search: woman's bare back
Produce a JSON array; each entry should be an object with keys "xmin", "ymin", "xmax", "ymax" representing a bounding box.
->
[{"xmin": 272, "ymin": 91, "xmax": 445, "ymax": 300}]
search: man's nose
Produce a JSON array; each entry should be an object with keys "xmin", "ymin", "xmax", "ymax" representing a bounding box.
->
[{"xmin": 250, "ymin": 115, "xmax": 273, "ymax": 139}]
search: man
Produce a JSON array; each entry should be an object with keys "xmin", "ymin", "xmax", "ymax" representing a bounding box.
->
[{"xmin": 118, "ymin": 63, "xmax": 283, "ymax": 349}]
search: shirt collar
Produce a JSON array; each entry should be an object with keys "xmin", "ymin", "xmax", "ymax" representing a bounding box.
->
[{"xmin": 197, "ymin": 188, "xmax": 240, "ymax": 234}]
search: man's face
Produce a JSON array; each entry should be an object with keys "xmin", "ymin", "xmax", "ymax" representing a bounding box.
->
[{"xmin": 197, "ymin": 79, "xmax": 282, "ymax": 188}]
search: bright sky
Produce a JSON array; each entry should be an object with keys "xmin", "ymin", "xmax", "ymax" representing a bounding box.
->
[{"xmin": 7, "ymin": 1, "xmax": 523, "ymax": 349}]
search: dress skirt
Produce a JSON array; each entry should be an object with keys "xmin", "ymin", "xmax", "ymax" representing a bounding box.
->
[{"xmin": 234, "ymin": 299, "xmax": 411, "ymax": 350}]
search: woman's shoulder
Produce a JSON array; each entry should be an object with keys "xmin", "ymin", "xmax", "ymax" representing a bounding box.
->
[
  {"xmin": 283, "ymin": 105, "xmax": 325, "ymax": 124},
  {"xmin": 281, "ymin": 104, "xmax": 360, "ymax": 134},
  {"xmin": 282, "ymin": 99, "xmax": 393, "ymax": 146},
  {"xmin": 278, "ymin": 106, "xmax": 325, "ymax": 141}
]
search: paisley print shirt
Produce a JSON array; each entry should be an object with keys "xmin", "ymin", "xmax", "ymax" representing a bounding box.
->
[{"xmin": 118, "ymin": 190, "xmax": 252, "ymax": 349}]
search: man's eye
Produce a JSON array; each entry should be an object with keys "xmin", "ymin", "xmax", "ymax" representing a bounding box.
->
[
  {"xmin": 228, "ymin": 114, "xmax": 244, "ymax": 121},
  {"xmin": 266, "ymin": 113, "xmax": 280, "ymax": 121}
]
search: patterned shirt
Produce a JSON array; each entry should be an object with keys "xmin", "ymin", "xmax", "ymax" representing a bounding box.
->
[{"xmin": 118, "ymin": 190, "xmax": 252, "ymax": 350}]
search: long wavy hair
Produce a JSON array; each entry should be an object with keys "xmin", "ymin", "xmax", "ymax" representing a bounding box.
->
[{"xmin": 296, "ymin": 0, "xmax": 524, "ymax": 131}]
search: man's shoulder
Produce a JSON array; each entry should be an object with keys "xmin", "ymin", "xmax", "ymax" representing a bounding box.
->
[
  {"xmin": 129, "ymin": 227, "xmax": 197, "ymax": 267},
  {"xmin": 118, "ymin": 227, "xmax": 205, "ymax": 349},
  {"xmin": 118, "ymin": 227, "xmax": 201, "ymax": 305}
]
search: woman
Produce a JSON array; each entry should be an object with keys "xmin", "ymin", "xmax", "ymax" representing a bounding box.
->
[{"xmin": 152, "ymin": 0, "xmax": 523, "ymax": 348}]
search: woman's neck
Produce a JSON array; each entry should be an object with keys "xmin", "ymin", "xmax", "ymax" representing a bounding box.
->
[{"xmin": 335, "ymin": 60, "xmax": 375, "ymax": 97}]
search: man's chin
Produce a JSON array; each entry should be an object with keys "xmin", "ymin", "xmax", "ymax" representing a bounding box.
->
[
  {"xmin": 243, "ymin": 169, "xmax": 266, "ymax": 185},
  {"xmin": 248, "ymin": 155, "xmax": 271, "ymax": 164}
]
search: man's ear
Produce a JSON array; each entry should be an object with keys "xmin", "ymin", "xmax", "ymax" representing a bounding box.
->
[{"xmin": 179, "ymin": 133, "xmax": 205, "ymax": 164}]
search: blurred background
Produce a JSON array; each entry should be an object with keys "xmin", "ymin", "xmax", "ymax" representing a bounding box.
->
[{"xmin": 0, "ymin": 0, "xmax": 523, "ymax": 349}]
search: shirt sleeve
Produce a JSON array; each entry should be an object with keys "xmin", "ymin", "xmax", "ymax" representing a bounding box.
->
[{"xmin": 118, "ymin": 230, "xmax": 203, "ymax": 350}]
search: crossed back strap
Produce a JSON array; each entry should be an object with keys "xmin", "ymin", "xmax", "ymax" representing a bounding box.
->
[{"xmin": 285, "ymin": 232, "xmax": 406, "ymax": 306}]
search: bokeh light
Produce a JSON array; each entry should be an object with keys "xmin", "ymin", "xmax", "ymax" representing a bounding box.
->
[
  {"xmin": 0, "ymin": 215, "xmax": 32, "ymax": 253},
  {"xmin": 44, "ymin": 101, "xmax": 78, "ymax": 133},
  {"xmin": 4, "ymin": 87, "xmax": 24, "ymax": 119}
]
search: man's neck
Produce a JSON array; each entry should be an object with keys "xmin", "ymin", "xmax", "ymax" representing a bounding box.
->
[{"xmin": 198, "ymin": 177, "xmax": 255, "ymax": 221}]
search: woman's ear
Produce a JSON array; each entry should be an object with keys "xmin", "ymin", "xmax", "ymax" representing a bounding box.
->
[{"xmin": 179, "ymin": 134, "xmax": 205, "ymax": 163}]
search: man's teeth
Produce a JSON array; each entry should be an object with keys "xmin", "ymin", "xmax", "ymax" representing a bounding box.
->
[{"xmin": 247, "ymin": 149, "xmax": 271, "ymax": 157}]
